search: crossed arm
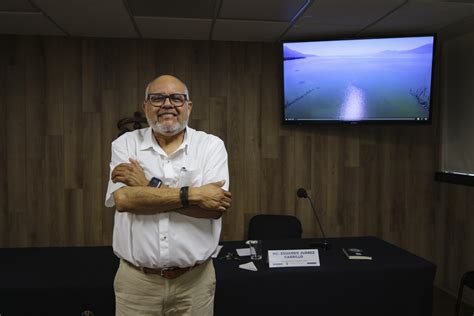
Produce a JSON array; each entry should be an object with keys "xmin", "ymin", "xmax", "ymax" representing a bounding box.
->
[{"xmin": 111, "ymin": 159, "xmax": 232, "ymax": 219}]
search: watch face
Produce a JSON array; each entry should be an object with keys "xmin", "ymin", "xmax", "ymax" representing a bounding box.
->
[{"xmin": 149, "ymin": 177, "xmax": 162, "ymax": 188}]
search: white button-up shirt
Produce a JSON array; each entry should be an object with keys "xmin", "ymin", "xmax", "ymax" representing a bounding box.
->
[{"xmin": 105, "ymin": 126, "xmax": 229, "ymax": 268}]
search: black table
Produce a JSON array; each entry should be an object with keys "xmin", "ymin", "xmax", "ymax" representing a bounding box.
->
[
  {"xmin": 214, "ymin": 236, "xmax": 436, "ymax": 316},
  {"xmin": 0, "ymin": 246, "xmax": 119, "ymax": 315},
  {"xmin": 0, "ymin": 236, "xmax": 435, "ymax": 315}
]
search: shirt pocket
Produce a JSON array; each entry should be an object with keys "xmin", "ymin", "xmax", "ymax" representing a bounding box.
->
[{"xmin": 178, "ymin": 168, "xmax": 202, "ymax": 187}]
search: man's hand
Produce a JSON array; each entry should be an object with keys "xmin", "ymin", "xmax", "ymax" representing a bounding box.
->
[
  {"xmin": 112, "ymin": 158, "xmax": 148, "ymax": 187},
  {"xmin": 189, "ymin": 180, "xmax": 232, "ymax": 212}
]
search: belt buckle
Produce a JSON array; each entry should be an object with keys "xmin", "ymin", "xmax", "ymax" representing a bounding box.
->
[{"xmin": 160, "ymin": 267, "xmax": 173, "ymax": 278}]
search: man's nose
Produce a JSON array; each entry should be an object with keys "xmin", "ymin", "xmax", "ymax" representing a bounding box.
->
[
  {"xmin": 161, "ymin": 98, "xmax": 173, "ymax": 108},
  {"xmin": 164, "ymin": 96, "xmax": 173, "ymax": 105}
]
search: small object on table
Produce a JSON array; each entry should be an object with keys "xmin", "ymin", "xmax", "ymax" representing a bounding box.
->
[
  {"xmin": 218, "ymin": 252, "xmax": 241, "ymax": 261},
  {"xmin": 239, "ymin": 261, "xmax": 258, "ymax": 271},
  {"xmin": 342, "ymin": 248, "xmax": 372, "ymax": 260}
]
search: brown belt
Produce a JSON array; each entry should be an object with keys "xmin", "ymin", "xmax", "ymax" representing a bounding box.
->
[{"xmin": 123, "ymin": 259, "xmax": 204, "ymax": 279}]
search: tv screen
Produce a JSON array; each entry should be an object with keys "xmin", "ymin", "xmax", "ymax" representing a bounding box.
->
[{"xmin": 282, "ymin": 35, "xmax": 435, "ymax": 124}]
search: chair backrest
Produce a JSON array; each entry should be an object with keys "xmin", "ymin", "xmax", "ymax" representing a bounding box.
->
[
  {"xmin": 247, "ymin": 215, "xmax": 302, "ymax": 240},
  {"xmin": 455, "ymin": 271, "xmax": 474, "ymax": 316},
  {"xmin": 117, "ymin": 111, "xmax": 148, "ymax": 138}
]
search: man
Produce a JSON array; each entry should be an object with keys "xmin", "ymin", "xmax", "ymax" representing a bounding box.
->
[{"xmin": 105, "ymin": 75, "xmax": 231, "ymax": 315}]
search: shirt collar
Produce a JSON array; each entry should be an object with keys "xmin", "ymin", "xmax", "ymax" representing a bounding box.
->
[{"xmin": 140, "ymin": 126, "xmax": 193, "ymax": 156}]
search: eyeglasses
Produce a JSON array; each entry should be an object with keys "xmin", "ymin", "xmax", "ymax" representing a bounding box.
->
[{"xmin": 147, "ymin": 93, "xmax": 188, "ymax": 107}]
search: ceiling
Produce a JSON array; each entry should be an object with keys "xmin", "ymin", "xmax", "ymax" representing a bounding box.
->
[{"xmin": 0, "ymin": 0, "xmax": 474, "ymax": 41}]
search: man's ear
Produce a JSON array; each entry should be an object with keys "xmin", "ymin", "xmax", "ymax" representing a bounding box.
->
[{"xmin": 187, "ymin": 101, "xmax": 193, "ymax": 114}]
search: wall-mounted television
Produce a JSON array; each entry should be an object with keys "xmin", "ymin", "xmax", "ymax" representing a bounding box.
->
[{"xmin": 282, "ymin": 35, "xmax": 435, "ymax": 124}]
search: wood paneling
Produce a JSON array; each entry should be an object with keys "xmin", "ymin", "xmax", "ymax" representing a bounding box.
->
[
  {"xmin": 6, "ymin": 38, "xmax": 28, "ymax": 247},
  {"xmin": 436, "ymin": 183, "xmax": 474, "ymax": 303},
  {"xmin": 0, "ymin": 38, "xmax": 8, "ymax": 247},
  {"xmin": 0, "ymin": 35, "xmax": 472, "ymax": 302}
]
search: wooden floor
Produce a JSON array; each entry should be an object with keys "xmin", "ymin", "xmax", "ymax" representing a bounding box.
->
[{"xmin": 433, "ymin": 286, "xmax": 474, "ymax": 316}]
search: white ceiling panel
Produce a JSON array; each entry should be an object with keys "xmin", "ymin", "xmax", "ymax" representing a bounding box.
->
[
  {"xmin": 136, "ymin": 17, "xmax": 212, "ymax": 40},
  {"xmin": 0, "ymin": 12, "xmax": 63, "ymax": 36},
  {"xmin": 34, "ymin": 0, "xmax": 137, "ymax": 38},
  {"xmin": 361, "ymin": 0, "xmax": 474, "ymax": 34},
  {"xmin": 299, "ymin": 0, "xmax": 406, "ymax": 26},
  {"xmin": 212, "ymin": 19, "xmax": 288, "ymax": 41},
  {"xmin": 219, "ymin": 0, "xmax": 307, "ymax": 22},
  {"xmin": 284, "ymin": 23, "xmax": 363, "ymax": 40}
]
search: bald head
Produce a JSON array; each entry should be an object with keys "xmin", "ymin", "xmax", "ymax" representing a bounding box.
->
[{"xmin": 144, "ymin": 75, "xmax": 190, "ymax": 100}]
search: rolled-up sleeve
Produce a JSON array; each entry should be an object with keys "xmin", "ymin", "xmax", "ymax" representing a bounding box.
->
[
  {"xmin": 105, "ymin": 138, "xmax": 129, "ymax": 207},
  {"xmin": 202, "ymin": 138, "xmax": 229, "ymax": 191}
]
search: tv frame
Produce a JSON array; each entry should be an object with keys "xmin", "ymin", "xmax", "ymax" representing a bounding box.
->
[{"xmin": 280, "ymin": 34, "xmax": 437, "ymax": 125}]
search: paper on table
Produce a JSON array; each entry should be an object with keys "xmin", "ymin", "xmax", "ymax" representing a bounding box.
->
[
  {"xmin": 211, "ymin": 245, "xmax": 223, "ymax": 258},
  {"xmin": 239, "ymin": 261, "xmax": 258, "ymax": 271},
  {"xmin": 236, "ymin": 248, "xmax": 251, "ymax": 256}
]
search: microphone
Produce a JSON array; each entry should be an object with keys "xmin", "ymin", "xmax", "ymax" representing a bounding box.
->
[
  {"xmin": 297, "ymin": 188, "xmax": 331, "ymax": 250},
  {"xmin": 296, "ymin": 188, "xmax": 307, "ymax": 198}
]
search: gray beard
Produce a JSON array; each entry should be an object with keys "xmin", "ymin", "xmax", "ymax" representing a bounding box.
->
[{"xmin": 147, "ymin": 118, "xmax": 188, "ymax": 136}]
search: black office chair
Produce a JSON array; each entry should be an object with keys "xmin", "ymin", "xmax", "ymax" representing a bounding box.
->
[
  {"xmin": 455, "ymin": 270, "xmax": 474, "ymax": 316},
  {"xmin": 247, "ymin": 214, "xmax": 302, "ymax": 240},
  {"xmin": 117, "ymin": 111, "xmax": 148, "ymax": 137}
]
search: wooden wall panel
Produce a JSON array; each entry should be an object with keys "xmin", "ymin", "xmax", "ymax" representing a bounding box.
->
[
  {"xmin": 208, "ymin": 97, "xmax": 227, "ymax": 142},
  {"xmin": 118, "ymin": 41, "xmax": 139, "ymax": 117},
  {"xmin": 45, "ymin": 38, "xmax": 64, "ymax": 136},
  {"xmin": 65, "ymin": 188, "xmax": 84, "ymax": 245},
  {"xmin": 82, "ymin": 39, "xmax": 103, "ymax": 113},
  {"xmin": 436, "ymin": 183, "xmax": 474, "ymax": 303},
  {"xmin": 6, "ymin": 42, "xmax": 28, "ymax": 247},
  {"xmin": 0, "ymin": 38, "xmax": 8, "ymax": 247},
  {"xmin": 101, "ymin": 90, "xmax": 119, "ymax": 242},
  {"xmin": 25, "ymin": 37, "xmax": 47, "ymax": 247},
  {"xmin": 224, "ymin": 42, "xmax": 246, "ymax": 240},
  {"xmin": 63, "ymin": 39, "xmax": 83, "ymax": 190},
  {"xmin": 137, "ymin": 40, "xmax": 157, "ymax": 95},
  {"xmin": 82, "ymin": 113, "xmax": 103, "ymax": 245},
  {"xmin": 0, "ymin": 35, "xmax": 472, "ymax": 302},
  {"xmin": 191, "ymin": 41, "xmax": 210, "ymax": 98},
  {"xmin": 243, "ymin": 74, "xmax": 261, "ymax": 220},
  {"xmin": 45, "ymin": 135, "xmax": 65, "ymax": 245}
]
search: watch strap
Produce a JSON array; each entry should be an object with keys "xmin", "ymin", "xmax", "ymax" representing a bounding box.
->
[{"xmin": 180, "ymin": 186, "xmax": 189, "ymax": 207}]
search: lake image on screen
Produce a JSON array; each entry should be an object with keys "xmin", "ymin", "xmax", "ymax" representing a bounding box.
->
[{"xmin": 283, "ymin": 37, "xmax": 434, "ymax": 121}]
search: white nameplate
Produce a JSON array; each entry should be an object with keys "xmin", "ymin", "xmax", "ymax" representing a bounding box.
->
[{"xmin": 268, "ymin": 249, "xmax": 320, "ymax": 268}]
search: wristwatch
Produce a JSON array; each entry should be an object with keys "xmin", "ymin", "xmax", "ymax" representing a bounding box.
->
[
  {"xmin": 180, "ymin": 186, "xmax": 189, "ymax": 207},
  {"xmin": 148, "ymin": 177, "xmax": 163, "ymax": 188}
]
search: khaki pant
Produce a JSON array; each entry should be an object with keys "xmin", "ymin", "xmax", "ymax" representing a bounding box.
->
[{"xmin": 114, "ymin": 259, "xmax": 216, "ymax": 316}]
